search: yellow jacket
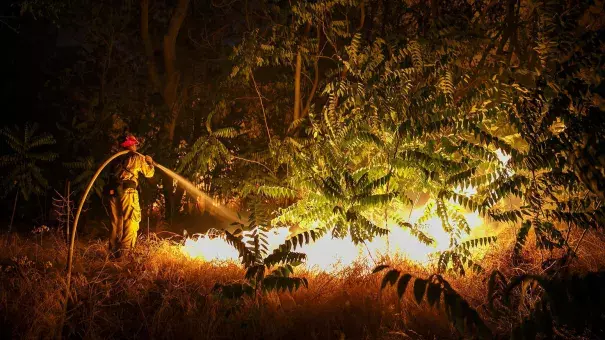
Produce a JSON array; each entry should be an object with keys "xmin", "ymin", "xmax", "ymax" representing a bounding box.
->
[{"xmin": 119, "ymin": 153, "xmax": 155, "ymax": 186}]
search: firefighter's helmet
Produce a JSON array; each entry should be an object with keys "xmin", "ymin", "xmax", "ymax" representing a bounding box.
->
[{"xmin": 120, "ymin": 135, "xmax": 140, "ymax": 148}]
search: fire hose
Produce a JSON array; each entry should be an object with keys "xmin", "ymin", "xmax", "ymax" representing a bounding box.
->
[
  {"xmin": 61, "ymin": 150, "xmax": 238, "ymax": 337},
  {"xmin": 61, "ymin": 150, "xmax": 148, "ymax": 337}
]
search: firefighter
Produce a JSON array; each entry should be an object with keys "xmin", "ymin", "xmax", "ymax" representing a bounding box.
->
[{"xmin": 109, "ymin": 135, "xmax": 155, "ymax": 257}]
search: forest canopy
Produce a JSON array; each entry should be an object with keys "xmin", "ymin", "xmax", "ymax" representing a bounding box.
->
[{"xmin": 2, "ymin": 0, "xmax": 603, "ymax": 243}]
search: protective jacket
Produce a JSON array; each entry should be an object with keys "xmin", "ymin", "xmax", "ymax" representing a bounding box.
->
[
  {"xmin": 109, "ymin": 152, "xmax": 154, "ymax": 254},
  {"xmin": 118, "ymin": 153, "xmax": 155, "ymax": 186}
]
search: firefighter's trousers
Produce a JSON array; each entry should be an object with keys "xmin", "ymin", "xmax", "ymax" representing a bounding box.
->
[{"xmin": 109, "ymin": 188, "xmax": 141, "ymax": 254}]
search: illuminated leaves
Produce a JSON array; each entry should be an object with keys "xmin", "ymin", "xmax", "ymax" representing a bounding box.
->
[
  {"xmin": 257, "ymin": 185, "xmax": 298, "ymax": 200},
  {"xmin": 220, "ymin": 214, "xmax": 310, "ymax": 297},
  {"xmin": 438, "ymin": 236, "xmax": 498, "ymax": 275},
  {"xmin": 395, "ymin": 220, "xmax": 435, "ymax": 245}
]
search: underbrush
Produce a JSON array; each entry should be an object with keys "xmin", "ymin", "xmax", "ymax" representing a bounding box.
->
[{"xmin": 1, "ymin": 228, "xmax": 604, "ymax": 340}]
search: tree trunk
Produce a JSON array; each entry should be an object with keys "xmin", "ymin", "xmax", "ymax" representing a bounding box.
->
[
  {"xmin": 9, "ymin": 191, "xmax": 18, "ymax": 233},
  {"xmin": 293, "ymin": 22, "xmax": 311, "ymax": 123},
  {"xmin": 140, "ymin": 0, "xmax": 162, "ymax": 92},
  {"xmin": 430, "ymin": 0, "xmax": 439, "ymax": 24},
  {"xmin": 140, "ymin": 0, "xmax": 190, "ymax": 141},
  {"xmin": 293, "ymin": 51, "xmax": 302, "ymax": 122},
  {"xmin": 140, "ymin": 0, "xmax": 190, "ymax": 222},
  {"xmin": 163, "ymin": 0, "xmax": 190, "ymax": 142},
  {"xmin": 302, "ymin": 27, "xmax": 322, "ymax": 119}
]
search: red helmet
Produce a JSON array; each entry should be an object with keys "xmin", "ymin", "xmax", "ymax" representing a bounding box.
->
[{"xmin": 120, "ymin": 135, "xmax": 139, "ymax": 148}]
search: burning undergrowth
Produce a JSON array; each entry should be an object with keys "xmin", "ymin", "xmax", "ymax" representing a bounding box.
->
[
  {"xmin": 179, "ymin": 201, "xmax": 492, "ymax": 274},
  {"xmin": 1, "ymin": 225, "xmax": 603, "ymax": 339},
  {"xmin": 0, "ymin": 231, "xmax": 454, "ymax": 339}
]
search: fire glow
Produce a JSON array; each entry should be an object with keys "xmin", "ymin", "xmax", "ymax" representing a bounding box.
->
[
  {"xmin": 180, "ymin": 207, "xmax": 486, "ymax": 272},
  {"xmin": 180, "ymin": 151, "xmax": 509, "ymax": 271}
]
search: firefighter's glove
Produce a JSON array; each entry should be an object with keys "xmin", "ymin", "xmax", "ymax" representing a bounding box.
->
[{"xmin": 145, "ymin": 155, "xmax": 155, "ymax": 166}]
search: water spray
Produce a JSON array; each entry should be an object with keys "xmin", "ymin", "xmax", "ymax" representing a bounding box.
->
[{"xmin": 151, "ymin": 161, "xmax": 241, "ymax": 222}]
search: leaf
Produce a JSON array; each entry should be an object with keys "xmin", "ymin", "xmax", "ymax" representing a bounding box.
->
[
  {"xmin": 372, "ymin": 264, "xmax": 390, "ymax": 273},
  {"xmin": 213, "ymin": 127, "xmax": 240, "ymax": 138},
  {"xmin": 258, "ymin": 185, "xmax": 298, "ymax": 199},
  {"xmin": 426, "ymin": 283, "xmax": 442, "ymax": 307},
  {"xmin": 358, "ymin": 193, "xmax": 396, "ymax": 208},
  {"xmin": 397, "ymin": 274, "xmax": 413, "ymax": 298},
  {"xmin": 381, "ymin": 269, "xmax": 401, "ymax": 289},
  {"xmin": 514, "ymin": 220, "xmax": 532, "ymax": 256},
  {"xmin": 363, "ymin": 173, "xmax": 392, "ymax": 192},
  {"xmin": 413, "ymin": 279, "xmax": 428, "ymax": 304}
]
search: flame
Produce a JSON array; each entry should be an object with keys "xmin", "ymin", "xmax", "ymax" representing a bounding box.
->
[
  {"xmin": 181, "ymin": 206, "xmax": 488, "ymax": 272},
  {"xmin": 181, "ymin": 230, "xmax": 240, "ymax": 262},
  {"xmin": 177, "ymin": 149, "xmax": 513, "ymax": 270}
]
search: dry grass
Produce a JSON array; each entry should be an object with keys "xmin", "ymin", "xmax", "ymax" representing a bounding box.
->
[{"xmin": 1, "ymin": 227, "xmax": 604, "ymax": 340}]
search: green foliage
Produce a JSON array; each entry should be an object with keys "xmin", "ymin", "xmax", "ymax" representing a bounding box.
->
[
  {"xmin": 275, "ymin": 225, "xmax": 328, "ymax": 252},
  {"xmin": 513, "ymin": 221, "xmax": 531, "ymax": 258},
  {"xmin": 438, "ymin": 236, "xmax": 497, "ymax": 276},
  {"xmin": 256, "ymin": 186, "xmax": 298, "ymax": 200},
  {"xmin": 374, "ymin": 265, "xmax": 492, "ymax": 338},
  {"xmin": 275, "ymin": 167, "xmax": 399, "ymax": 244},
  {"xmin": 0, "ymin": 123, "xmax": 57, "ymax": 201},
  {"xmin": 63, "ymin": 156, "xmax": 106, "ymax": 199},
  {"xmin": 177, "ymin": 133, "xmax": 233, "ymax": 180},
  {"xmin": 213, "ymin": 215, "xmax": 309, "ymax": 300}
]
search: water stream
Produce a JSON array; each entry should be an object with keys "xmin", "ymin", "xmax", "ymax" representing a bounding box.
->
[{"xmin": 154, "ymin": 163, "xmax": 242, "ymax": 223}]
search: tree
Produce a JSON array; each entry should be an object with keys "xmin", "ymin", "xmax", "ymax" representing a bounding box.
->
[
  {"xmin": 177, "ymin": 0, "xmax": 604, "ymax": 275},
  {"xmin": 0, "ymin": 123, "xmax": 57, "ymax": 231}
]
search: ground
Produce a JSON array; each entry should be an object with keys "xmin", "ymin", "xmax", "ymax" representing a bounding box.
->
[{"xmin": 1, "ymin": 228, "xmax": 604, "ymax": 339}]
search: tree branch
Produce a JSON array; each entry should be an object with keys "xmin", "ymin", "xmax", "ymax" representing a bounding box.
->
[
  {"xmin": 163, "ymin": 0, "xmax": 190, "ymax": 142},
  {"xmin": 293, "ymin": 51, "xmax": 302, "ymax": 121},
  {"xmin": 293, "ymin": 22, "xmax": 312, "ymax": 122},
  {"xmin": 232, "ymin": 156, "xmax": 275, "ymax": 176},
  {"xmin": 302, "ymin": 27, "xmax": 322, "ymax": 118},
  {"xmin": 251, "ymin": 72, "xmax": 272, "ymax": 146}
]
